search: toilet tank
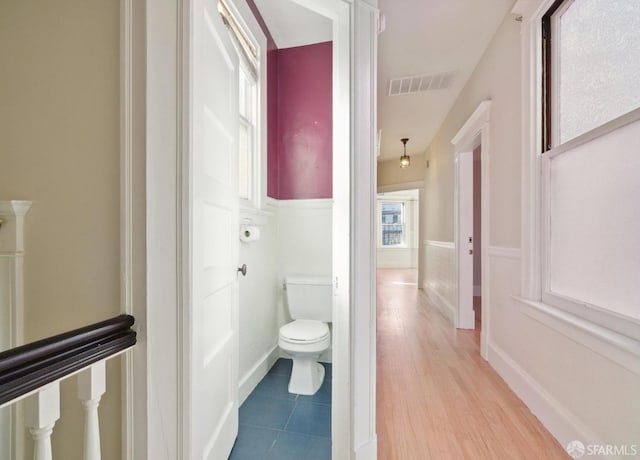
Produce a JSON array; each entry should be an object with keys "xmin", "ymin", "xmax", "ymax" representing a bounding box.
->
[{"xmin": 285, "ymin": 276, "xmax": 333, "ymax": 322}]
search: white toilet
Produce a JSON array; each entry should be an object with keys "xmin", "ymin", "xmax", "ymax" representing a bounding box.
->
[{"xmin": 279, "ymin": 275, "xmax": 332, "ymax": 395}]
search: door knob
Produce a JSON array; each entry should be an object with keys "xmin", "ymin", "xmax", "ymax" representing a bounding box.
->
[{"xmin": 237, "ymin": 264, "xmax": 247, "ymax": 276}]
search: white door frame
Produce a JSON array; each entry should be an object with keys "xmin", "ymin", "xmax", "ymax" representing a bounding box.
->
[
  {"xmin": 121, "ymin": 0, "xmax": 379, "ymax": 458},
  {"xmin": 451, "ymin": 100, "xmax": 491, "ymax": 359}
]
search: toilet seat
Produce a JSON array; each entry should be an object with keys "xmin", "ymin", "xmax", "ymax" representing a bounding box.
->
[{"xmin": 280, "ymin": 320, "xmax": 329, "ymax": 344}]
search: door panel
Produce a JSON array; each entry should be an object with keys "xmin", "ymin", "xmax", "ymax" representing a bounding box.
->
[
  {"xmin": 457, "ymin": 151, "xmax": 475, "ymax": 329},
  {"xmin": 189, "ymin": 0, "xmax": 239, "ymax": 458}
]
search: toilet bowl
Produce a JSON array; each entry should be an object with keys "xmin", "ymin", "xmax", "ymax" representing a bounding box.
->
[
  {"xmin": 279, "ymin": 276, "xmax": 332, "ymax": 395},
  {"xmin": 279, "ymin": 319, "xmax": 330, "ymax": 395}
]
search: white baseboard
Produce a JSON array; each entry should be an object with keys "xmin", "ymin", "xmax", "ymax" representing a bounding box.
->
[
  {"xmin": 238, "ymin": 345, "xmax": 280, "ymax": 404},
  {"xmin": 488, "ymin": 341, "xmax": 604, "ymax": 457},
  {"xmin": 473, "ymin": 285, "xmax": 481, "ymax": 297},
  {"xmin": 480, "ymin": 331, "xmax": 487, "ymax": 360},
  {"xmin": 424, "ymin": 282, "xmax": 455, "ymax": 324},
  {"xmin": 353, "ymin": 435, "xmax": 378, "ymax": 460}
]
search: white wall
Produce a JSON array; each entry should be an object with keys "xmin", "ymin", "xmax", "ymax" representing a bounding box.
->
[
  {"xmin": 237, "ymin": 209, "xmax": 281, "ymax": 402},
  {"xmin": 236, "ymin": 198, "xmax": 333, "ymax": 401},
  {"xmin": 277, "ymin": 200, "xmax": 333, "ymax": 281},
  {"xmin": 277, "ymin": 199, "xmax": 333, "ymax": 360},
  {"xmin": 423, "ymin": 11, "xmax": 640, "ymax": 451}
]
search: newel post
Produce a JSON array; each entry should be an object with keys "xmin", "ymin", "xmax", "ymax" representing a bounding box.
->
[
  {"xmin": 24, "ymin": 382, "xmax": 60, "ymax": 460},
  {"xmin": 77, "ymin": 361, "xmax": 106, "ymax": 460}
]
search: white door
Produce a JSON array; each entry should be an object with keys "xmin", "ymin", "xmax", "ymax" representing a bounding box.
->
[
  {"xmin": 187, "ymin": 0, "xmax": 239, "ymax": 458},
  {"xmin": 457, "ymin": 151, "xmax": 475, "ymax": 329}
]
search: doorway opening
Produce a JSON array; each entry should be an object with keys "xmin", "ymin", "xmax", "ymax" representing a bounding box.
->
[
  {"xmin": 452, "ymin": 100, "xmax": 490, "ymax": 358},
  {"xmin": 376, "ymin": 189, "xmax": 420, "ymax": 274}
]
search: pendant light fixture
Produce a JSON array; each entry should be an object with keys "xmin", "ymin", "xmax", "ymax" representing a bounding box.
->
[{"xmin": 400, "ymin": 138, "xmax": 411, "ymax": 168}]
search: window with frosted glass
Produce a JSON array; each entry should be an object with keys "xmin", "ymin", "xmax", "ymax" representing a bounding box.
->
[
  {"xmin": 381, "ymin": 202, "xmax": 404, "ymax": 246},
  {"xmin": 544, "ymin": 0, "xmax": 640, "ymax": 147},
  {"xmin": 539, "ymin": 0, "xmax": 640, "ymax": 335}
]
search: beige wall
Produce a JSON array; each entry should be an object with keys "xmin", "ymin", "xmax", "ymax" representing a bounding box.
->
[
  {"xmin": 377, "ymin": 153, "xmax": 426, "ymax": 189},
  {"xmin": 423, "ymin": 13, "xmax": 640, "ymax": 449},
  {"xmin": 0, "ymin": 2, "xmax": 122, "ymax": 459},
  {"xmin": 424, "ymin": 17, "xmax": 521, "ymax": 246}
]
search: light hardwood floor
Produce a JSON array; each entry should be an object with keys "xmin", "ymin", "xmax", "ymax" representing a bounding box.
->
[{"xmin": 376, "ymin": 268, "xmax": 569, "ymax": 460}]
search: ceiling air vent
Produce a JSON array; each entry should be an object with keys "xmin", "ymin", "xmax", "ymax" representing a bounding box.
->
[{"xmin": 388, "ymin": 71, "xmax": 456, "ymax": 96}]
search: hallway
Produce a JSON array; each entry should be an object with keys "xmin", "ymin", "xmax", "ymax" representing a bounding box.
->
[{"xmin": 376, "ymin": 269, "xmax": 569, "ymax": 459}]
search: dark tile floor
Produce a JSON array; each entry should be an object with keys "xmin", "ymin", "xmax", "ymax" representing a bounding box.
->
[{"xmin": 229, "ymin": 358, "xmax": 332, "ymax": 460}]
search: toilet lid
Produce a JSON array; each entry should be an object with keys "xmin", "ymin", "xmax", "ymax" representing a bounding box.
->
[{"xmin": 280, "ymin": 320, "xmax": 329, "ymax": 343}]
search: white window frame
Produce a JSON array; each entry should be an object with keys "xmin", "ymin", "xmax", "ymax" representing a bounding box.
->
[
  {"xmin": 238, "ymin": 66, "xmax": 257, "ymax": 205},
  {"xmin": 378, "ymin": 200, "xmax": 405, "ymax": 248},
  {"xmin": 516, "ymin": 0, "xmax": 640, "ymax": 371},
  {"xmin": 218, "ymin": 0, "xmax": 267, "ymax": 213}
]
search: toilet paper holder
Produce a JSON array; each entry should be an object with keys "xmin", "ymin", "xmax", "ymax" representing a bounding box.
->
[{"xmin": 239, "ymin": 224, "xmax": 260, "ymax": 243}]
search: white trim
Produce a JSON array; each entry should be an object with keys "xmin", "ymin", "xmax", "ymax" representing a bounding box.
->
[
  {"xmin": 424, "ymin": 281, "xmax": 456, "ymax": 323},
  {"xmin": 226, "ymin": 0, "xmax": 269, "ymax": 211},
  {"xmin": 488, "ymin": 246, "xmax": 521, "ymax": 260},
  {"xmin": 512, "ymin": 0, "xmax": 553, "ymax": 22},
  {"xmin": 354, "ymin": 436, "xmax": 378, "ymax": 460},
  {"xmin": 119, "ymin": 2, "xmax": 138, "ymax": 459},
  {"xmin": 347, "ymin": 2, "xmax": 378, "ymax": 458},
  {"xmin": 239, "ymin": 206, "xmax": 274, "ymax": 227},
  {"xmin": 145, "ymin": 0, "xmax": 183, "ymax": 457},
  {"xmin": 488, "ymin": 341, "xmax": 605, "ymax": 455},
  {"xmin": 0, "ymin": 200, "xmax": 31, "ymax": 460},
  {"xmin": 515, "ymin": 297, "xmax": 640, "ymax": 376},
  {"xmin": 274, "ymin": 198, "xmax": 334, "ymax": 209},
  {"xmin": 264, "ymin": 196, "xmax": 279, "ymax": 209},
  {"xmin": 238, "ymin": 345, "xmax": 280, "ymax": 404},
  {"xmin": 451, "ymin": 100, "xmax": 492, "ymax": 147},
  {"xmin": 376, "ymin": 180, "xmax": 424, "ymax": 193},
  {"xmin": 546, "ymin": 107, "xmax": 640, "ymax": 158},
  {"xmin": 0, "ymin": 201, "xmax": 32, "ymax": 218},
  {"xmin": 451, "ymin": 100, "xmax": 491, "ymax": 359},
  {"xmin": 425, "ymin": 239, "xmax": 454, "ymax": 249},
  {"xmin": 519, "ymin": 1, "xmax": 545, "ymax": 300}
]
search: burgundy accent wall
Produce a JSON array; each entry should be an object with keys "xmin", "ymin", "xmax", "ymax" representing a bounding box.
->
[
  {"xmin": 267, "ymin": 49, "xmax": 279, "ymax": 197},
  {"xmin": 245, "ymin": 2, "xmax": 333, "ymax": 199},
  {"xmin": 277, "ymin": 42, "xmax": 332, "ymax": 199}
]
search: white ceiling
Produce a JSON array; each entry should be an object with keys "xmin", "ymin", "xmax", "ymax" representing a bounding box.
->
[
  {"xmin": 252, "ymin": 0, "xmax": 331, "ymax": 49},
  {"xmin": 377, "ymin": 0, "xmax": 514, "ymax": 160},
  {"xmin": 252, "ymin": 0, "xmax": 515, "ymax": 160}
]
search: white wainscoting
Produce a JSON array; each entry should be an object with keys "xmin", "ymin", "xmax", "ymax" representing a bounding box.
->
[
  {"xmin": 277, "ymin": 199, "xmax": 333, "ymax": 361},
  {"xmin": 488, "ymin": 341, "xmax": 603, "ymax": 453},
  {"xmin": 237, "ymin": 199, "xmax": 334, "ymax": 405},
  {"xmin": 377, "ymin": 247, "xmax": 418, "ymax": 268},
  {"xmin": 424, "ymin": 240, "xmax": 456, "ymax": 322},
  {"xmin": 277, "ymin": 199, "xmax": 333, "ymax": 279},
  {"xmin": 484, "ymin": 245, "xmax": 635, "ymax": 457},
  {"xmin": 238, "ymin": 207, "xmax": 280, "ymax": 405}
]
